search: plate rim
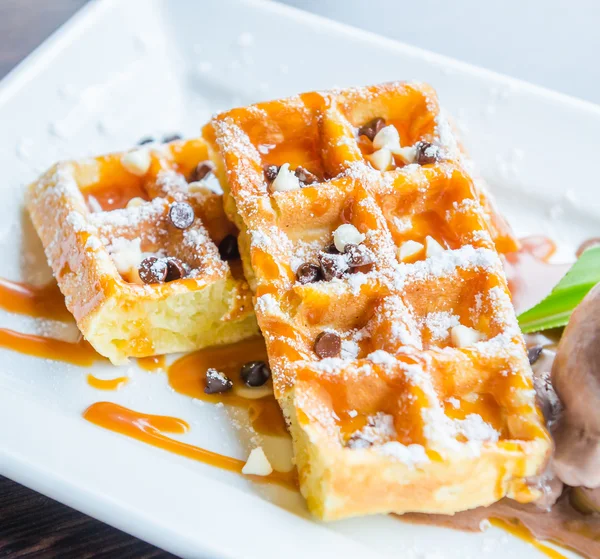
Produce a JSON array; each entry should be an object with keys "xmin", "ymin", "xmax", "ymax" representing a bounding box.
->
[
  {"xmin": 0, "ymin": 1, "xmax": 592, "ymax": 558},
  {"xmin": 3, "ymin": 0, "xmax": 600, "ymax": 117}
]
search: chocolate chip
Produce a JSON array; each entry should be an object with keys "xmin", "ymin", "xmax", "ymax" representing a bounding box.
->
[
  {"xmin": 576, "ymin": 238, "xmax": 600, "ymax": 258},
  {"xmin": 294, "ymin": 166, "xmax": 318, "ymax": 185},
  {"xmin": 168, "ymin": 202, "xmax": 195, "ymax": 229},
  {"xmin": 344, "ymin": 244, "xmax": 373, "ymax": 268},
  {"xmin": 324, "ymin": 243, "xmax": 340, "ymax": 254},
  {"xmin": 191, "ymin": 160, "xmax": 216, "ymax": 182},
  {"xmin": 137, "ymin": 136, "xmax": 155, "ymax": 146},
  {"xmin": 264, "ymin": 164, "xmax": 280, "ymax": 182},
  {"xmin": 165, "ymin": 257, "xmax": 186, "ymax": 282},
  {"xmin": 204, "ymin": 368, "xmax": 233, "ymax": 394},
  {"xmin": 358, "ymin": 117, "xmax": 386, "ymax": 142},
  {"xmin": 139, "ymin": 257, "xmax": 168, "ymax": 284},
  {"xmin": 349, "ymin": 262, "xmax": 374, "ymax": 274},
  {"xmin": 319, "ymin": 252, "xmax": 348, "ymax": 281},
  {"xmin": 218, "ymin": 234, "xmax": 240, "ymax": 261},
  {"xmin": 415, "ymin": 141, "xmax": 442, "ymax": 165},
  {"xmin": 533, "ymin": 371, "xmax": 562, "ymax": 425},
  {"xmin": 296, "ymin": 263, "xmax": 322, "ymax": 284},
  {"xmin": 314, "ymin": 331, "xmax": 341, "ymax": 359},
  {"xmin": 240, "ymin": 360, "xmax": 271, "ymax": 387},
  {"xmin": 162, "ymin": 133, "xmax": 183, "ymax": 143},
  {"xmin": 528, "ymin": 345, "xmax": 544, "ymax": 365}
]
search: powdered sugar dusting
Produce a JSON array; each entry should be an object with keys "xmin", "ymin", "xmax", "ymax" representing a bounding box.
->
[
  {"xmin": 367, "ymin": 350, "xmax": 396, "ymax": 365},
  {"xmin": 66, "ymin": 211, "xmax": 88, "ymax": 232},
  {"xmin": 347, "ymin": 412, "xmax": 396, "ymax": 448},
  {"xmin": 423, "ymin": 311, "xmax": 460, "ymax": 341},
  {"xmin": 89, "ymin": 197, "xmax": 168, "ymax": 229},
  {"xmin": 455, "ymin": 414, "xmax": 500, "ymax": 444},
  {"xmin": 376, "ymin": 442, "xmax": 429, "ymax": 467},
  {"xmin": 391, "ymin": 245, "xmax": 500, "ymax": 290}
]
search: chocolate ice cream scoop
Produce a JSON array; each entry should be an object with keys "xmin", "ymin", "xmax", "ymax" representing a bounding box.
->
[
  {"xmin": 570, "ymin": 486, "xmax": 600, "ymax": 514},
  {"xmin": 552, "ymin": 282, "xmax": 600, "ymax": 487}
]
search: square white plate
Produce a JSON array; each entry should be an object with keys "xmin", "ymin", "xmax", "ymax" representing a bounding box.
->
[{"xmin": 0, "ymin": 0, "xmax": 596, "ymax": 557}]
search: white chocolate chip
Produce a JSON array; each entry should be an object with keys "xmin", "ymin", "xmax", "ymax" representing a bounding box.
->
[
  {"xmin": 372, "ymin": 126, "xmax": 416, "ymax": 164},
  {"xmin": 425, "ymin": 236, "xmax": 445, "ymax": 258},
  {"xmin": 241, "ymin": 447, "xmax": 273, "ymax": 476},
  {"xmin": 235, "ymin": 383, "xmax": 273, "ymax": 400},
  {"xmin": 122, "ymin": 266, "xmax": 143, "ymax": 285},
  {"xmin": 366, "ymin": 148, "xmax": 393, "ymax": 171},
  {"xmin": 392, "ymin": 145, "xmax": 417, "ymax": 163},
  {"xmin": 270, "ymin": 163, "xmax": 300, "ymax": 192},
  {"xmin": 107, "ymin": 237, "xmax": 145, "ymax": 284},
  {"xmin": 447, "ymin": 397, "xmax": 461, "ymax": 409},
  {"xmin": 126, "ymin": 197, "xmax": 145, "ymax": 209},
  {"xmin": 121, "ymin": 149, "xmax": 151, "ymax": 176},
  {"xmin": 333, "ymin": 223, "xmax": 365, "ymax": 252},
  {"xmin": 450, "ymin": 325, "xmax": 485, "ymax": 348},
  {"xmin": 398, "ymin": 240, "xmax": 424, "ymax": 262},
  {"xmin": 108, "ymin": 237, "xmax": 142, "ymax": 273},
  {"xmin": 373, "ymin": 125, "xmax": 401, "ymax": 151},
  {"xmin": 87, "ymin": 195, "xmax": 103, "ymax": 213}
]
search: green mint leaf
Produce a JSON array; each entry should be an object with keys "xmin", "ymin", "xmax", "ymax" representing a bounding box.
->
[{"xmin": 517, "ymin": 245, "xmax": 600, "ymax": 333}]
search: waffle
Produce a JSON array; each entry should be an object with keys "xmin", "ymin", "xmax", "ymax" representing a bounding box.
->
[
  {"xmin": 26, "ymin": 139, "xmax": 258, "ymax": 364},
  {"xmin": 206, "ymin": 81, "xmax": 551, "ymax": 520}
]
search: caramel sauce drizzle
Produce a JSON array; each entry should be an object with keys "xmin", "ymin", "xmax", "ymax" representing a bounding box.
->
[
  {"xmin": 0, "ymin": 277, "xmax": 70, "ymax": 320},
  {"xmin": 83, "ymin": 401, "xmax": 296, "ymax": 490},
  {"xmin": 0, "ymin": 277, "xmax": 101, "ymax": 365},
  {"xmin": 490, "ymin": 519, "xmax": 568, "ymax": 559},
  {"xmin": 0, "ymin": 328, "xmax": 98, "ymax": 366},
  {"xmin": 87, "ymin": 375, "xmax": 128, "ymax": 391}
]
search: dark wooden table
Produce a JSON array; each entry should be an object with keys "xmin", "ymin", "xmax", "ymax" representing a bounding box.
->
[{"xmin": 0, "ymin": 2, "xmax": 176, "ymax": 557}]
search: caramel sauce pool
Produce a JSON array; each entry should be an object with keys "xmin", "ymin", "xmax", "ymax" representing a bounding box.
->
[
  {"xmin": 83, "ymin": 401, "xmax": 296, "ymax": 490},
  {"xmin": 167, "ymin": 336, "xmax": 288, "ymax": 437},
  {"xmin": 82, "ymin": 181, "xmax": 150, "ymax": 212}
]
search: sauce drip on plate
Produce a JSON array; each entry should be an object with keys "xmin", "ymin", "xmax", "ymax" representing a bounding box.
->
[
  {"xmin": 504, "ymin": 236, "xmax": 571, "ymax": 315},
  {"xmin": 168, "ymin": 337, "xmax": 288, "ymax": 437},
  {"xmin": 0, "ymin": 328, "xmax": 98, "ymax": 366},
  {"xmin": 0, "ymin": 277, "xmax": 70, "ymax": 320},
  {"xmin": 402, "ymin": 491, "xmax": 600, "ymax": 559},
  {"xmin": 86, "ymin": 375, "xmax": 128, "ymax": 391},
  {"xmin": 83, "ymin": 401, "xmax": 296, "ymax": 490},
  {"xmin": 489, "ymin": 519, "xmax": 568, "ymax": 559}
]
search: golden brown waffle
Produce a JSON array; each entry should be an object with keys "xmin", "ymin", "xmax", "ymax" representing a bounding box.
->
[
  {"xmin": 207, "ymin": 81, "xmax": 551, "ymax": 520},
  {"xmin": 27, "ymin": 139, "xmax": 258, "ymax": 364}
]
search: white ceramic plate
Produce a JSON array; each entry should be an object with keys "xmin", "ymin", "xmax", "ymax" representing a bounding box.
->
[{"xmin": 0, "ymin": 0, "xmax": 596, "ymax": 557}]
